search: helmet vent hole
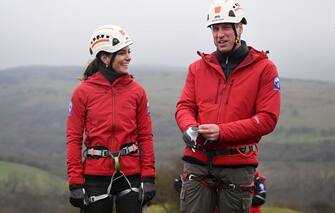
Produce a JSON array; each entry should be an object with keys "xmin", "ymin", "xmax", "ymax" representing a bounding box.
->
[
  {"xmin": 229, "ymin": 10, "xmax": 236, "ymax": 17},
  {"xmin": 112, "ymin": 38, "xmax": 120, "ymax": 46}
]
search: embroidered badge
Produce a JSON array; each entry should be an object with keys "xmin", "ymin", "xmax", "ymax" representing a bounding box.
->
[
  {"xmin": 274, "ymin": 76, "xmax": 280, "ymax": 91},
  {"xmin": 147, "ymin": 101, "xmax": 151, "ymax": 116},
  {"xmin": 68, "ymin": 101, "xmax": 72, "ymax": 116}
]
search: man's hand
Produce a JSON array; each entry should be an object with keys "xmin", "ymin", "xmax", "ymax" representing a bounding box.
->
[
  {"xmin": 198, "ymin": 124, "xmax": 220, "ymax": 142},
  {"xmin": 182, "ymin": 126, "xmax": 199, "ymax": 151}
]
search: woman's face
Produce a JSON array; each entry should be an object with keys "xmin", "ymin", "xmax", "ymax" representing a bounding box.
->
[{"xmin": 112, "ymin": 46, "xmax": 131, "ymax": 74}]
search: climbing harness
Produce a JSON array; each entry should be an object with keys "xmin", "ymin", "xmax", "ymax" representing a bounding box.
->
[
  {"xmin": 182, "ymin": 172, "xmax": 254, "ymax": 193},
  {"xmin": 184, "ymin": 142, "xmax": 256, "ymax": 192},
  {"xmin": 83, "ymin": 143, "xmax": 140, "ymax": 205}
]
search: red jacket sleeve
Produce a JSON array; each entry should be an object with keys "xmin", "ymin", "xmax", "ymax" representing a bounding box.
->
[
  {"xmin": 136, "ymin": 89, "xmax": 155, "ymax": 179},
  {"xmin": 175, "ymin": 64, "xmax": 199, "ymax": 132},
  {"xmin": 219, "ymin": 63, "xmax": 280, "ymax": 143},
  {"xmin": 66, "ymin": 85, "xmax": 86, "ymax": 187}
]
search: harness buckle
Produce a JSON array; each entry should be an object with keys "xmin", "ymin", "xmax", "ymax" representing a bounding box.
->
[
  {"xmin": 89, "ymin": 196, "xmax": 96, "ymax": 203},
  {"xmin": 239, "ymin": 145, "xmax": 255, "ymax": 153},
  {"xmin": 228, "ymin": 183, "xmax": 236, "ymax": 190},
  {"xmin": 101, "ymin": 150, "xmax": 110, "ymax": 157},
  {"xmin": 188, "ymin": 174, "xmax": 196, "ymax": 180}
]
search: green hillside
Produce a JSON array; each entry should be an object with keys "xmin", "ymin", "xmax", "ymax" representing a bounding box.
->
[
  {"xmin": 263, "ymin": 206, "xmax": 303, "ymax": 213},
  {"xmin": 146, "ymin": 204, "xmax": 303, "ymax": 213},
  {"xmin": 0, "ymin": 160, "xmax": 67, "ymax": 194},
  {"xmin": 0, "ymin": 65, "xmax": 334, "ymax": 212}
]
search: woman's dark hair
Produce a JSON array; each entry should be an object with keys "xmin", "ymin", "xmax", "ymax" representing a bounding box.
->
[{"xmin": 83, "ymin": 51, "xmax": 116, "ymax": 80}]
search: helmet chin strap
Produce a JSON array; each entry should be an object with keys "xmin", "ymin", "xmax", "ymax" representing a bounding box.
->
[{"xmin": 229, "ymin": 23, "xmax": 240, "ymax": 54}]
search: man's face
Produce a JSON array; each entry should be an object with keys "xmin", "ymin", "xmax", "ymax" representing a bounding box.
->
[{"xmin": 211, "ymin": 23, "xmax": 243, "ymax": 53}]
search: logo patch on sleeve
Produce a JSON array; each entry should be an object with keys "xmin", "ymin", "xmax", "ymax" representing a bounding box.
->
[
  {"xmin": 68, "ymin": 101, "xmax": 72, "ymax": 116},
  {"xmin": 147, "ymin": 101, "xmax": 151, "ymax": 116},
  {"xmin": 274, "ymin": 76, "xmax": 280, "ymax": 90}
]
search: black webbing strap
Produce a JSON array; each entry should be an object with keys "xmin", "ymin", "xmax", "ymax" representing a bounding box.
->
[
  {"xmin": 83, "ymin": 143, "xmax": 139, "ymax": 158},
  {"xmin": 207, "ymin": 145, "xmax": 257, "ymax": 156},
  {"xmin": 188, "ymin": 145, "xmax": 257, "ymax": 155},
  {"xmin": 187, "ymin": 173, "xmax": 254, "ymax": 192}
]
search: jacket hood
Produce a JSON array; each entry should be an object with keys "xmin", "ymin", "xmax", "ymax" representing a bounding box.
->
[{"xmin": 84, "ymin": 71, "xmax": 134, "ymax": 89}]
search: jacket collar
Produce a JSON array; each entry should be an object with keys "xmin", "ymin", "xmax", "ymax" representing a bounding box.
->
[
  {"xmin": 85, "ymin": 71, "xmax": 133, "ymax": 89},
  {"xmin": 216, "ymin": 40, "xmax": 249, "ymax": 67},
  {"xmin": 98, "ymin": 62, "xmax": 125, "ymax": 85},
  {"xmin": 198, "ymin": 46, "xmax": 268, "ymax": 78}
]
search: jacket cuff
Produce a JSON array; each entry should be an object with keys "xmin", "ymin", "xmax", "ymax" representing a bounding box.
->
[
  {"xmin": 141, "ymin": 176, "xmax": 155, "ymax": 183},
  {"xmin": 183, "ymin": 123, "xmax": 199, "ymax": 132},
  {"xmin": 69, "ymin": 184, "xmax": 84, "ymax": 191}
]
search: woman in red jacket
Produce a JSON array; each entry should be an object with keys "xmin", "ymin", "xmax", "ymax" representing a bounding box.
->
[{"xmin": 66, "ymin": 25, "xmax": 155, "ymax": 213}]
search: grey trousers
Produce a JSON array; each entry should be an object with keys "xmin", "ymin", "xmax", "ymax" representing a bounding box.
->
[{"xmin": 180, "ymin": 162, "xmax": 255, "ymax": 213}]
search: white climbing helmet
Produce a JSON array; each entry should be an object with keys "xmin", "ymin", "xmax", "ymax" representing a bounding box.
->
[
  {"xmin": 89, "ymin": 25, "xmax": 133, "ymax": 57},
  {"xmin": 207, "ymin": 0, "xmax": 247, "ymax": 27}
]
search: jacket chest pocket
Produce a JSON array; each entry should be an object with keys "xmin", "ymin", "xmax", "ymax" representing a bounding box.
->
[
  {"xmin": 197, "ymin": 79, "xmax": 223, "ymax": 105},
  {"xmin": 116, "ymin": 100, "xmax": 137, "ymax": 129}
]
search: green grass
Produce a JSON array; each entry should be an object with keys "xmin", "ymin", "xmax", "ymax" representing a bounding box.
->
[
  {"xmin": 147, "ymin": 204, "xmax": 169, "ymax": 213},
  {"xmin": 0, "ymin": 160, "xmax": 67, "ymax": 194},
  {"xmin": 263, "ymin": 206, "xmax": 303, "ymax": 213},
  {"xmin": 147, "ymin": 204, "xmax": 303, "ymax": 213}
]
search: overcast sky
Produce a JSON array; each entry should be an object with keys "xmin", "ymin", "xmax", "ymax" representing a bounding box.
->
[{"xmin": 1, "ymin": 0, "xmax": 334, "ymax": 81}]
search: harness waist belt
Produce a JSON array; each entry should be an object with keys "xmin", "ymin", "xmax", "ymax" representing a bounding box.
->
[
  {"xmin": 83, "ymin": 143, "xmax": 139, "ymax": 158},
  {"xmin": 190, "ymin": 144, "xmax": 256, "ymax": 155},
  {"xmin": 208, "ymin": 145, "xmax": 256, "ymax": 155},
  {"xmin": 186, "ymin": 173, "xmax": 254, "ymax": 192}
]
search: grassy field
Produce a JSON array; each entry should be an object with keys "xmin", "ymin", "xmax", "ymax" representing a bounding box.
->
[
  {"xmin": 146, "ymin": 204, "xmax": 303, "ymax": 213},
  {"xmin": 263, "ymin": 206, "xmax": 303, "ymax": 213},
  {"xmin": 0, "ymin": 160, "xmax": 67, "ymax": 194}
]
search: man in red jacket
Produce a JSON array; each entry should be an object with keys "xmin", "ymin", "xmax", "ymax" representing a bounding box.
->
[{"xmin": 175, "ymin": 0, "xmax": 280, "ymax": 212}]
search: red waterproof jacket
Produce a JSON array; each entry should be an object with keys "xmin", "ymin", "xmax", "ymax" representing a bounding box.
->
[
  {"xmin": 67, "ymin": 72, "xmax": 155, "ymax": 187},
  {"xmin": 176, "ymin": 47, "xmax": 280, "ymax": 166}
]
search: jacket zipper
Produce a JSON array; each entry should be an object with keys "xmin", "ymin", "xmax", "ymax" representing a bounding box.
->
[
  {"xmin": 225, "ymin": 56, "xmax": 230, "ymax": 80},
  {"xmin": 216, "ymin": 56, "xmax": 229, "ymax": 122},
  {"xmin": 224, "ymin": 56, "xmax": 234, "ymax": 104},
  {"xmin": 225, "ymin": 80, "xmax": 234, "ymax": 104},
  {"xmin": 215, "ymin": 79, "xmax": 221, "ymax": 104},
  {"xmin": 111, "ymin": 89, "xmax": 115, "ymax": 148},
  {"xmin": 216, "ymin": 80, "xmax": 225, "ymax": 123}
]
